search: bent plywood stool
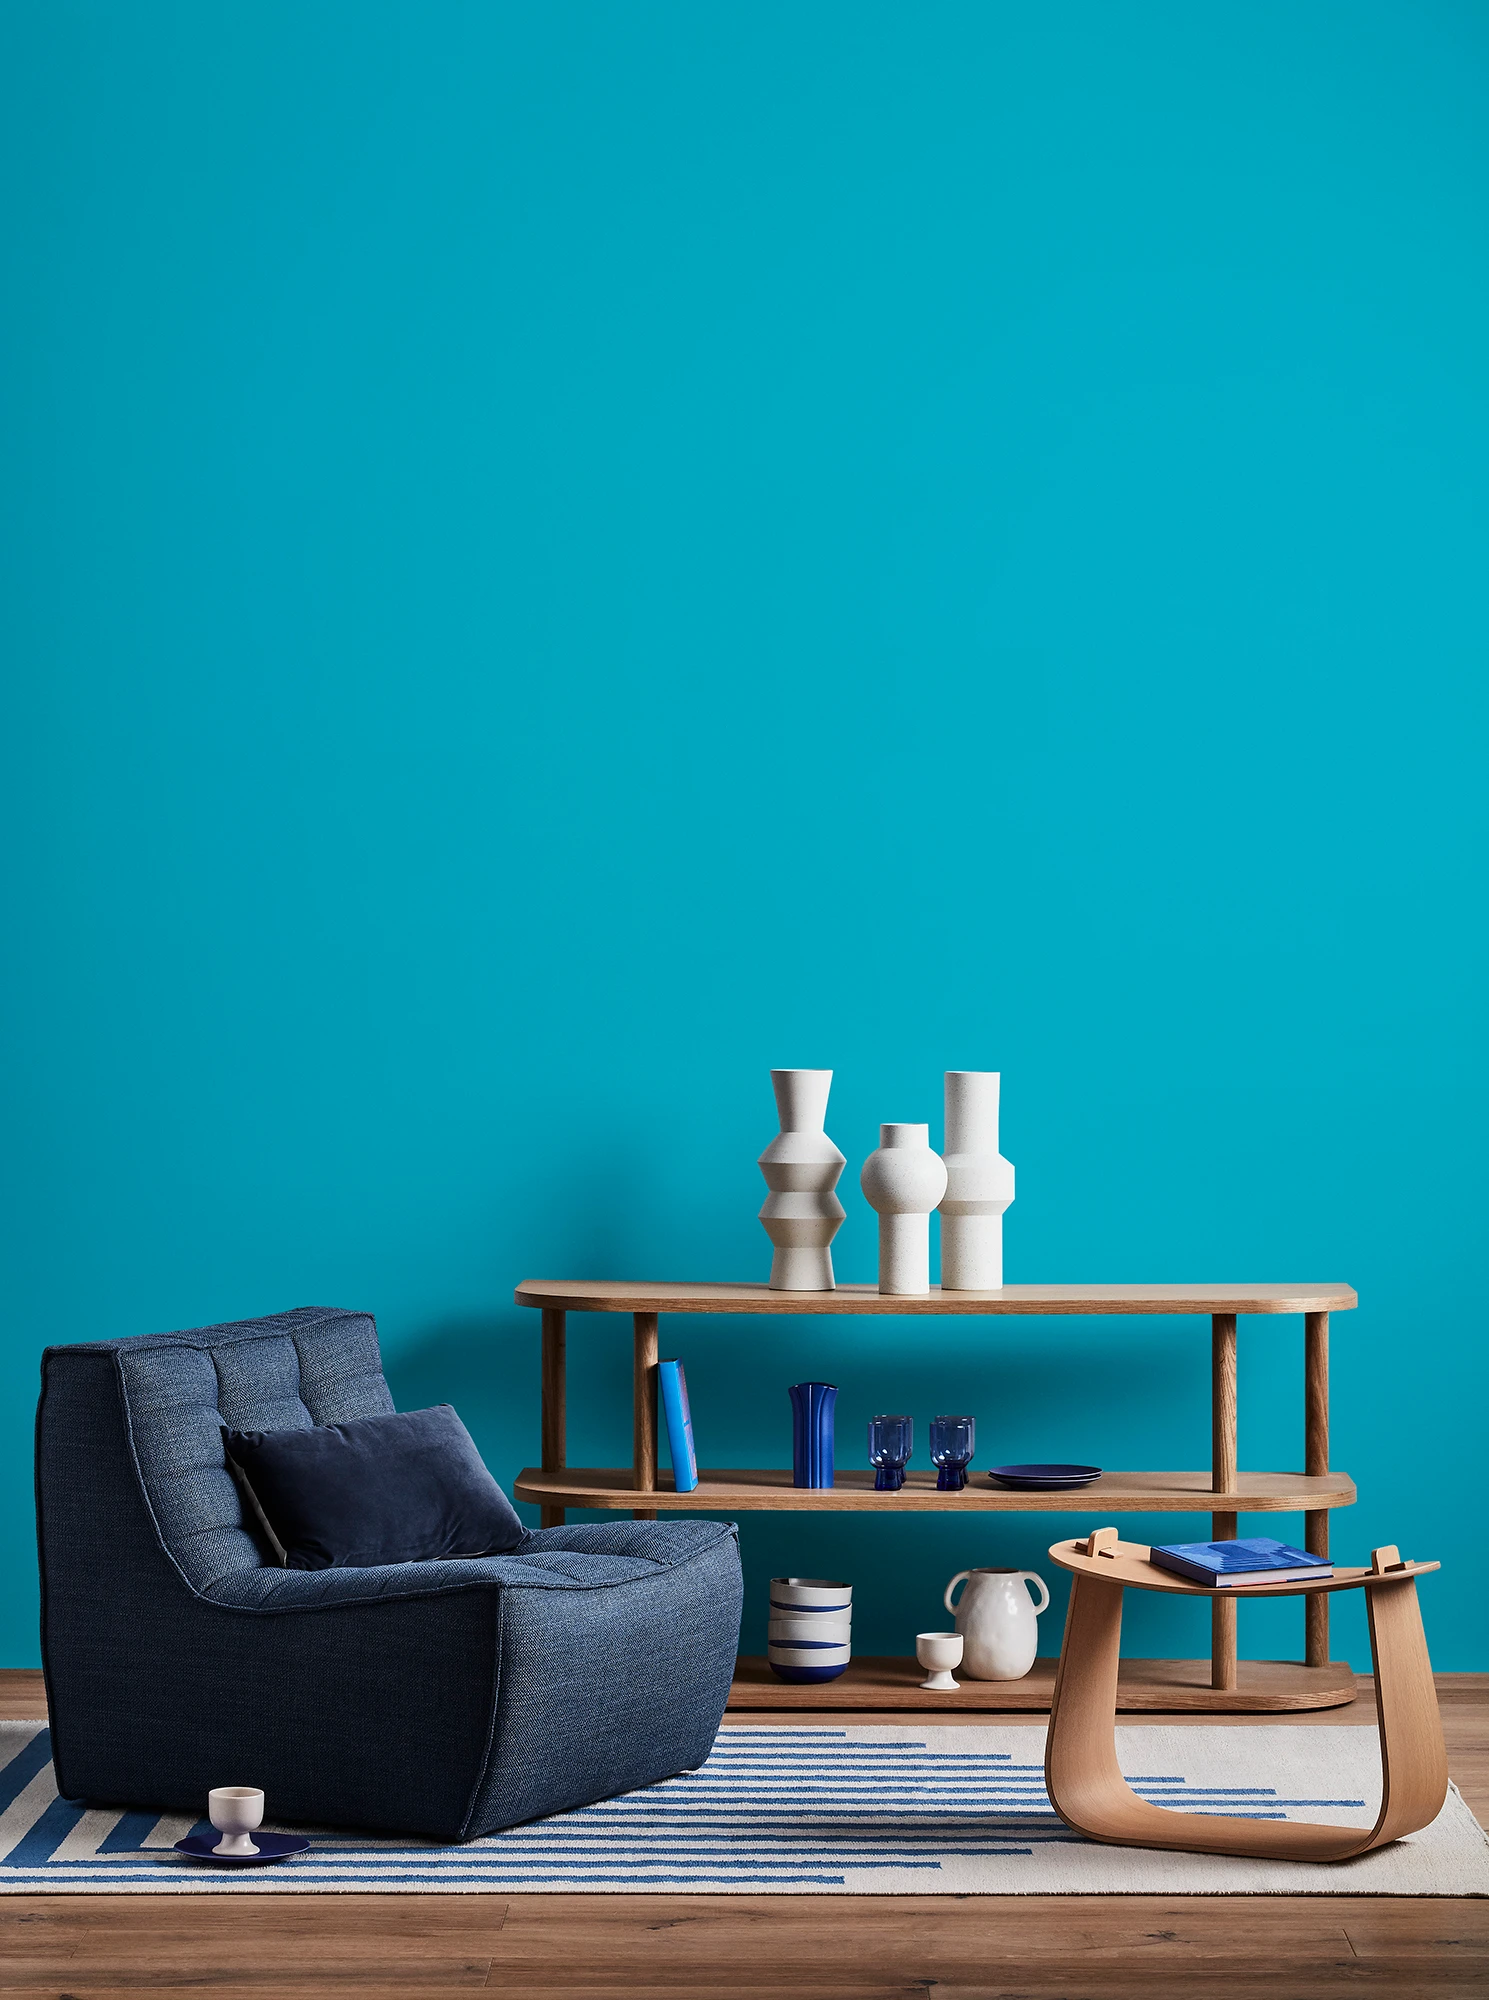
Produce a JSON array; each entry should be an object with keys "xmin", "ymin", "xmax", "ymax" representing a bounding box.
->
[{"xmin": 1045, "ymin": 1529, "xmax": 1446, "ymax": 1861}]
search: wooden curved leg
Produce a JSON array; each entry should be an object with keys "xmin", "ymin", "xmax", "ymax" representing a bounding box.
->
[
  {"xmin": 1046, "ymin": 1567, "xmax": 1447, "ymax": 1861},
  {"xmin": 1045, "ymin": 1572, "xmax": 1130, "ymax": 1836},
  {"xmin": 1364, "ymin": 1573, "xmax": 1448, "ymax": 1849}
]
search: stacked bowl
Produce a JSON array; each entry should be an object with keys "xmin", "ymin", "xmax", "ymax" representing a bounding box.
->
[{"xmin": 767, "ymin": 1575, "xmax": 852, "ymax": 1682}]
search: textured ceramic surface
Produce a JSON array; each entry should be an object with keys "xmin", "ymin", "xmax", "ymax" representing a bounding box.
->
[
  {"xmin": 758, "ymin": 1070, "xmax": 846, "ymax": 1290},
  {"xmin": 860, "ymin": 1123, "xmax": 948, "ymax": 1295},
  {"xmin": 939, "ymin": 1071, "xmax": 1016, "ymax": 1289},
  {"xmin": 944, "ymin": 1567, "xmax": 1051, "ymax": 1680}
]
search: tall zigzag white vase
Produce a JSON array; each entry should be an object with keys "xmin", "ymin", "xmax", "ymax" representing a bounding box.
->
[
  {"xmin": 758, "ymin": 1069, "xmax": 845, "ymax": 1292},
  {"xmin": 939, "ymin": 1070, "xmax": 1015, "ymax": 1290}
]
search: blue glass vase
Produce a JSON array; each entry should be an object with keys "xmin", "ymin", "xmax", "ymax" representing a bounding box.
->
[{"xmin": 789, "ymin": 1381, "xmax": 837, "ymax": 1488}]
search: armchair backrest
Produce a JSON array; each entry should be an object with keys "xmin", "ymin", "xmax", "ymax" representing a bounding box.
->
[{"xmin": 37, "ymin": 1308, "xmax": 394, "ymax": 1594}]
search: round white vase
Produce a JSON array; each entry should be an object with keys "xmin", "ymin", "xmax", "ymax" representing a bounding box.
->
[
  {"xmin": 943, "ymin": 1567, "xmax": 1050, "ymax": 1680},
  {"xmin": 758, "ymin": 1069, "xmax": 846, "ymax": 1291},
  {"xmin": 939, "ymin": 1071, "xmax": 1015, "ymax": 1290},
  {"xmin": 859, "ymin": 1123, "xmax": 948, "ymax": 1296}
]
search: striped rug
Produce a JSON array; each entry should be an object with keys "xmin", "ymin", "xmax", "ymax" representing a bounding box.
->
[{"xmin": 2, "ymin": 1722, "xmax": 1485, "ymax": 1894}]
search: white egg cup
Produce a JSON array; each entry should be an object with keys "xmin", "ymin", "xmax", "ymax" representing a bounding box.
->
[
  {"xmin": 209, "ymin": 1786, "xmax": 265, "ymax": 1857},
  {"xmin": 916, "ymin": 1630, "xmax": 964, "ymax": 1690}
]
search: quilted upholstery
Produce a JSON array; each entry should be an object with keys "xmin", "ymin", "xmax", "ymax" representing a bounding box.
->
[
  {"xmin": 101, "ymin": 1309, "xmax": 394, "ymax": 1592},
  {"xmin": 36, "ymin": 1310, "xmax": 742, "ymax": 1839}
]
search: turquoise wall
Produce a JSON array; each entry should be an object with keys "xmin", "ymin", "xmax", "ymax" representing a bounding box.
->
[{"xmin": 3, "ymin": 3, "xmax": 1486, "ymax": 1674}]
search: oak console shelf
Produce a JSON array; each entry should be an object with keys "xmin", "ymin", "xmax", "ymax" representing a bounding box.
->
[
  {"xmin": 514, "ymin": 1277, "xmax": 1358, "ymax": 1713},
  {"xmin": 515, "ymin": 1467, "xmax": 1356, "ymax": 1514},
  {"xmin": 727, "ymin": 1653, "xmax": 1357, "ymax": 1712}
]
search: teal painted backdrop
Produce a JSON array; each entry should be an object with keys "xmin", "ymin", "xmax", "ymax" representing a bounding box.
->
[{"xmin": 3, "ymin": 2, "xmax": 1486, "ymax": 1673}]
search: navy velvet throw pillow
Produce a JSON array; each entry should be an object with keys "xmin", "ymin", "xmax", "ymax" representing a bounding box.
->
[{"xmin": 222, "ymin": 1405, "xmax": 525, "ymax": 1570}]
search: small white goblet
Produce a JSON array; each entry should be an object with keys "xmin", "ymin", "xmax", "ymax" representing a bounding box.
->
[
  {"xmin": 209, "ymin": 1786, "xmax": 264, "ymax": 1857},
  {"xmin": 916, "ymin": 1630, "xmax": 964, "ymax": 1691}
]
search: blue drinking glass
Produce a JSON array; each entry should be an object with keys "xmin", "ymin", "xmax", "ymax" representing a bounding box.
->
[
  {"xmin": 930, "ymin": 1414, "xmax": 976, "ymax": 1490},
  {"xmin": 868, "ymin": 1414, "xmax": 913, "ymax": 1491}
]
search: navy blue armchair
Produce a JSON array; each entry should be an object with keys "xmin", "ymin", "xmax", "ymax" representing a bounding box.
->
[{"xmin": 35, "ymin": 1308, "xmax": 742, "ymax": 1840}]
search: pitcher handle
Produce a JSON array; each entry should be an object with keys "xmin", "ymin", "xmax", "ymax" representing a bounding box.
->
[
  {"xmin": 1020, "ymin": 1570, "xmax": 1051, "ymax": 1616},
  {"xmin": 944, "ymin": 1570, "xmax": 971, "ymax": 1615}
]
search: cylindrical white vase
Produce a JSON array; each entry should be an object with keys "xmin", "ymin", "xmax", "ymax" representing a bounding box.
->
[
  {"xmin": 758, "ymin": 1069, "xmax": 846, "ymax": 1291},
  {"xmin": 939, "ymin": 1071, "xmax": 1015, "ymax": 1290},
  {"xmin": 860, "ymin": 1123, "xmax": 948, "ymax": 1296}
]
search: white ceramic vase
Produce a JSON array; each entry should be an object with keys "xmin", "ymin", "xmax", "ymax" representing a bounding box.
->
[
  {"xmin": 758, "ymin": 1070, "xmax": 846, "ymax": 1291},
  {"xmin": 938, "ymin": 1071, "xmax": 1015, "ymax": 1290},
  {"xmin": 943, "ymin": 1567, "xmax": 1051, "ymax": 1680},
  {"xmin": 859, "ymin": 1123, "xmax": 948, "ymax": 1296}
]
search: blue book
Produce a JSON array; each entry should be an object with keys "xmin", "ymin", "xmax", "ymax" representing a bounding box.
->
[
  {"xmin": 658, "ymin": 1359, "xmax": 699, "ymax": 1493},
  {"xmin": 1149, "ymin": 1536, "xmax": 1332, "ymax": 1588}
]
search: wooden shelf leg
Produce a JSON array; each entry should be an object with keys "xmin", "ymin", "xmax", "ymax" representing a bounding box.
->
[
  {"xmin": 1211, "ymin": 1312, "xmax": 1238, "ymax": 1692},
  {"xmin": 632, "ymin": 1311, "xmax": 659, "ymax": 1522},
  {"xmin": 539, "ymin": 1308, "xmax": 566, "ymax": 1530},
  {"xmin": 1305, "ymin": 1310, "xmax": 1330, "ymax": 1668}
]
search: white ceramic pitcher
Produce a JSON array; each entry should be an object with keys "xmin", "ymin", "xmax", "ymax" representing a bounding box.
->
[{"xmin": 943, "ymin": 1566, "xmax": 1051, "ymax": 1680}]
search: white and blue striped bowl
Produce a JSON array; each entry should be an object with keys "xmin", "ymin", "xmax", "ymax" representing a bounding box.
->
[
  {"xmin": 768, "ymin": 1577, "xmax": 852, "ymax": 1682},
  {"xmin": 768, "ymin": 1614, "xmax": 851, "ymax": 1645},
  {"xmin": 769, "ymin": 1576, "xmax": 852, "ymax": 1612},
  {"xmin": 766, "ymin": 1640, "xmax": 852, "ymax": 1681}
]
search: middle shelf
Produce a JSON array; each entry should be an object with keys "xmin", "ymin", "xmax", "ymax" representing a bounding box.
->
[{"xmin": 513, "ymin": 1466, "xmax": 1358, "ymax": 1513}]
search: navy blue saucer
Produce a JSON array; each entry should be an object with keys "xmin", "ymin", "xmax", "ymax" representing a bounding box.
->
[
  {"xmin": 174, "ymin": 1831, "xmax": 310, "ymax": 1865},
  {"xmin": 987, "ymin": 1463, "xmax": 1102, "ymax": 1490}
]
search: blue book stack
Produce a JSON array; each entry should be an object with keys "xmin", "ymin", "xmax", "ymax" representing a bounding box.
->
[
  {"xmin": 658, "ymin": 1358, "xmax": 699, "ymax": 1493},
  {"xmin": 1149, "ymin": 1536, "xmax": 1333, "ymax": 1588}
]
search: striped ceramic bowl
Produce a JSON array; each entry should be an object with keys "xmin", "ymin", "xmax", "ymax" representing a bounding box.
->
[
  {"xmin": 768, "ymin": 1576, "xmax": 852, "ymax": 1612},
  {"xmin": 768, "ymin": 1614, "xmax": 852, "ymax": 1645},
  {"xmin": 767, "ymin": 1577, "xmax": 852, "ymax": 1682}
]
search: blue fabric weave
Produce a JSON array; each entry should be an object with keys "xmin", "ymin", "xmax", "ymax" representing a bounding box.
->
[{"xmin": 35, "ymin": 1310, "xmax": 742, "ymax": 1840}]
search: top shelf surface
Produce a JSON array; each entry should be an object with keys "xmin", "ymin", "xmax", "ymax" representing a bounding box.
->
[{"xmin": 515, "ymin": 1280, "xmax": 1357, "ymax": 1317}]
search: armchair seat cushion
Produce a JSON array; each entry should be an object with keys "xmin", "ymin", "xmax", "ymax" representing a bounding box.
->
[{"xmin": 202, "ymin": 1517, "xmax": 733, "ymax": 1611}]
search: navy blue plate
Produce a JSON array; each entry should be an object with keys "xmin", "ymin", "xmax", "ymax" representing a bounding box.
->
[
  {"xmin": 987, "ymin": 1463, "xmax": 1102, "ymax": 1490},
  {"xmin": 174, "ymin": 1831, "xmax": 310, "ymax": 1865}
]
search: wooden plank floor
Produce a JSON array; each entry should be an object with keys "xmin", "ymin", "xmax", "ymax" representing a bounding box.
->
[{"xmin": 3, "ymin": 1669, "xmax": 1486, "ymax": 1998}]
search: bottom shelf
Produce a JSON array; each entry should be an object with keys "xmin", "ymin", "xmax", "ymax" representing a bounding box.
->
[{"xmin": 728, "ymin": 1654, "xmax": 1358, "ymax": 1714}]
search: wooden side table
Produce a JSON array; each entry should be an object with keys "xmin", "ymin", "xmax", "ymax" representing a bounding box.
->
[
  {"xmin": 514, "ymin": 1278, "xmax": 1359, "ymax": 1713},
  {"xmin": 1045, "ymin": 1529, "xmax": 1447, "ymax": 1859}
]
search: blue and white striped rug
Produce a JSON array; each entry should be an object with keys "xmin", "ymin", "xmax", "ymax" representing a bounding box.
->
[{"xmin": 3, "ymin": 1722, "xmax": 1485, "ymax": 1894}]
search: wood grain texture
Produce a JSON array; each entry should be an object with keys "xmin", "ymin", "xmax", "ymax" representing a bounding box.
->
[
  {"xmin": 513, "ymin": 1464, "xmax": 1357, "ymax": 1512},
  {"xmin": 1210, "ymin": 1312, "xmax": 1240, "ymax": 1691},
  {"xmin": 2, "ymin": 1892, "xmax": 1488, "ymax": 2000},
  {"xmin": 539, "ymin": 1307, "xmax": 566, "ymax": 1531},
  {"xmin": 1305, "ymin": 1309, "xmax": 1331, "ymax": 1669},
  {"xmin": 1045, "ymin": 1566, "xmax": 1449, "ymax": 1862},
  {"xmin": 0, "ymin": 1671, "xmax": 1484, "ymax": 1998},
  {"xmin": 517, "ymin": 1278, "xmax": 1359, "ymax": 1315},
  {"xmin": 1211, "ymin": 1312, "xmax": 1238, "ymax": 1493},
  {"xmin": 1048, "ymin": 1534, "xmax": 1440, "ymax": 1599},
  {"xmin": 630, "ymin": 1310, "xmax": 658, "ymax": 1519},
  {"xmin": 728, "ymin": 1653, "xmax": 1358, "ymax": 1712}
]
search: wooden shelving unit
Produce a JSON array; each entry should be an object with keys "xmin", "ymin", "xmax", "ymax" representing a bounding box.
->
[{"xmin": 513, "ymin": 1278, "xmax": 1359, "ymax": 1714}]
